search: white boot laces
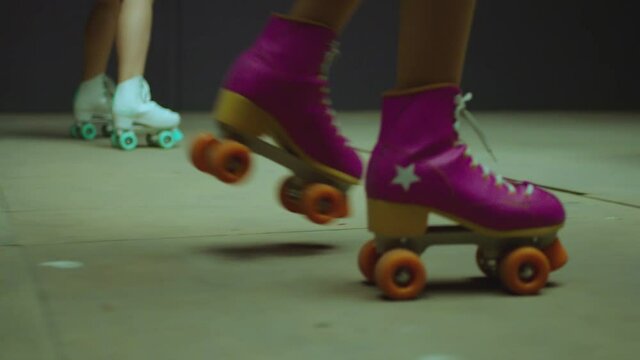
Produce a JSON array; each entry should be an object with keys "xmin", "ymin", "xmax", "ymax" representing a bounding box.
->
[
  {"xmin": 318, "ymin": 41, "xmax": 348, "ymax": 142},
  {"xmin": 103, "ymin": 76, "xmax": 116, "ymax": 100},
  {"xmin": 454, "ymin": 93, "xmax": 534, "ymax": 196},
  {"xmin": 319, "ymin": 41, "xmax": 340, "ymax": 120},
  {"xmin": 140, "ymin": 79, "xmax": 152, "ymax": 103},
  {"xmin": 137, "ymin": 79, "xmax": 174, "ymax": 117}
]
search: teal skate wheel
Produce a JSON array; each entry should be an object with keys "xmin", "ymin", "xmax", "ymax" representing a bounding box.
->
[
  {"xmin": 172, "ymin": 128, "xmax": 184, "ymax": 143},
  {"xmin": 70, "ymin": 124, "xmax": 79, "ymax": 139},
  {"xmin": 79, "ymin": 123, "xmax": 97, "ymax": 140},
  {"xmin": 118, "ymin": 131, "xmax": 138, "ymax": 151},
  {"xmin": 157, "ymin": 130, "xmax": 175, "ymax": 149}
]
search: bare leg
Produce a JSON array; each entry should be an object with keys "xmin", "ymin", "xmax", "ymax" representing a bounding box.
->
[
  {"xmin": 82, "ymin": 0, "xmax": 121, "ymax": 81},
  {"xmin": 111, "ymin": 0, "xmax": 181, "ymax": 149},
  {"xmin": 116, "ymin": 0, "xmax": 154, "ymax": 83},
  {"xmin": 289, "ymin": 0, "xmax": 361, "ymax": 34},
  {"xmin": 396, "ymin": 0, "xmax": 476, "ymax": 89}
]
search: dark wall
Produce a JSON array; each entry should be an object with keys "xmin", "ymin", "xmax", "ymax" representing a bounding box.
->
[{"xmin": 1, "ymin": 1, "xmax": 637, "ymax": 112}]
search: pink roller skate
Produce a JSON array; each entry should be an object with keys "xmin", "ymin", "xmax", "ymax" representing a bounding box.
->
[
  {"xmin": 191, "ymin": 15, "xmax": 362, "ymax": 224},
  {"xmin": 358, "ymin": 85, "xmax": 568, "ymax": 300}
]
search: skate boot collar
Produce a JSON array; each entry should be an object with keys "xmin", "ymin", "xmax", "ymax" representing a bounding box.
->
[
  {"xmin": 272, "ymin": 13, "xmax": 336, "ymax": 33},
  {"xmin": 80, "ymin": 73, "xmax": 110, "ymax": 86},
  {"xmin": 383, "ymin": 83, "xmax": 460, "ymax": 98},
  {"xmin": 248, "ymin": 14, "xmax": 338, "ymax": 76}
]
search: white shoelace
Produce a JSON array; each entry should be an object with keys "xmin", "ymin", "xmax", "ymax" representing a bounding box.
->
[
  {"xmin": 140, "ymin": 79, "xmax": 152, "ymax": 103},
  {"xmin": 137, "ymin": 79, "xmax": 176, "ymax": 117},
  {"xmin": 103, "ymin": 76, "xmax": 116, "ymax": 103},
  {"xmin": 454, "ymin": 93, "xmax": 534, "ymax": 196},
  {"xmin": 319, "ymin": 41, "xmax": 340, "ymax": 119}
]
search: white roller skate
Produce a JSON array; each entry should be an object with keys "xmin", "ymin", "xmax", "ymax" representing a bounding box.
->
[
  {"xmin": 111, "ymin": 76, "xmax": 183, "ymax": 150},
  {"xmin": 71, "ymin": 74, "xmax": 115, "ymax": 140}
]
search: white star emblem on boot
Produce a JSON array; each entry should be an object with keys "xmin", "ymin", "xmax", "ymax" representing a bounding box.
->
[{"xmin": 392, "ymin": 164, "xmax": 420, "ymax": 191}]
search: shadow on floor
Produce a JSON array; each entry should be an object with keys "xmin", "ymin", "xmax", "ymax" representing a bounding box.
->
[
  {"xmin": 352, "ymin": 277, "xmax": 561, "ymax": 300},
  {"xmin": 0, "ymin": 129, "xmax": 73, "ymax": 140},
  {"xmin": 0, "ymin": 130, "xmax": 165, "ymax": 150},
  {"xmin": 423, "ymin": 277, "xmax": 509, "ymax": 295},
  {"xmin": 201, "ymin": 242, "xmax": 338, "ymax": 260}
]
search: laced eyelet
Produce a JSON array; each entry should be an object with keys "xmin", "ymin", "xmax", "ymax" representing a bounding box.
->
[
  {"xmin": 318, "ymin": 43, "xmax": 340, "ymax": 120},
  {"xmin": 456, "ymin": 95, "xmax": 523, "ymax": 196},
  {"xmin": 524, "ymin": 184, "xmax": 535, "ymax": 197}
]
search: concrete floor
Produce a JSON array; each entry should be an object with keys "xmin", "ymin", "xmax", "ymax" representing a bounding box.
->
[{"xmin": 1, "ymin": 112, "xmax": 639, "ymax": 360}]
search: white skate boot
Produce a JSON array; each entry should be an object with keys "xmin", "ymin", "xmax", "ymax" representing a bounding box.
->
[
  {"xmin": 111, "ymin": 76, "xmax": 183, "ymax": 150},
  {"xmin": 71, "ymin": 74, "xmax": 115, "ymax": 140}
]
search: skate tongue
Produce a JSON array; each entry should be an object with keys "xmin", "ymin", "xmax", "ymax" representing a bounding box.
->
[
  {"xmin": 319, "ymin": 41, "xmax": 343, "ymax": 138},
  {"xmin": 103, "ymin": 76, "xmax": 116, "ymax": 98},
  {"xmin": 320, "ymin": 41, "xmax": 340, "ymax": 78},
  {"xmin": 454, "ymin": 92, "xmax": 497, "ymax": 162},
  {"xmin": 140, "ymin": 79, "xmax": 152, "ymax": 103}
]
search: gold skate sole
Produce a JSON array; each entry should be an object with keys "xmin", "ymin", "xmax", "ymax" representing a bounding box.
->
[
  {"xmin": 368, "ymin": 198, "xmax": 564, "ymax": 238},
  {"xmin": 214, "ymin": 89, "xmax": 360, "ymax": 186}
]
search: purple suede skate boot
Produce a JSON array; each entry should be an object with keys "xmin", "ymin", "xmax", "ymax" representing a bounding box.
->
[
  {"xmin": 366, "ymin": 85, "xmax": 565, "ymax": 238},
  {"xmin": 192, "ymin": 15, "xmax": 361, "ymax": 225},
  {"xmin": 214, "ymin": 15, "xmax": 362, "ymax": 183},
  {"xmin": 358, "ymin": 85, "xmax": 568, "ymax": 299}
]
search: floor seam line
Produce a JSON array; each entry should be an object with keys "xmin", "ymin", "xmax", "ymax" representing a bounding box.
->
[
  {"xmin": 8, "ymin": 227, "xmax": 369, "ymax": 247},
  {"xmin": 19, "ymin": 247, "xmax": 67, "ymax": 360}
]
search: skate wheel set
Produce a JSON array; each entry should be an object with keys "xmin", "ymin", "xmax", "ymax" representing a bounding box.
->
[
  {"xmin": 110, "ymin": 128, "xmax": 184, "ymax": 151},
  {"xmin": 191, "ymin": 126, "xmax": 351, "ymax": 225},
  {"xmin": 70, "ymin": 119, "xmax": 113, "ymax": 141},
  {"xmin": 358, "ymin": 226, "xmax": 568, "ymax": 300}
]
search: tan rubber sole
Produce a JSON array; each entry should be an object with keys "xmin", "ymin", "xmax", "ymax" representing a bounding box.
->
[{"xmin": 367, "ymin": 198, "xmax": 564, "ymax": 238}]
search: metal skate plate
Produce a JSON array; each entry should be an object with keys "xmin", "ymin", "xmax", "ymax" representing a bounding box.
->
[
  {"xmin": 220, "ymin": 124, "xmax": 351, "ymax": 192},
  {"xmin": 111, "ymin": 124, "xmax": 176, "ymax": 140},
  {"xmin": 74, "ymin": 115, "xmax": 112, "ymax": 127},
  {"xmin": 375, "ymin": 225, "xmax": 558, "ymax": 260}
]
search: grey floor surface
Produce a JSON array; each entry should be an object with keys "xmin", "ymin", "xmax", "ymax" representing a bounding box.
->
[{"xmin": 1, "ymin": 112, "xmax": 639, "ymax": 360}]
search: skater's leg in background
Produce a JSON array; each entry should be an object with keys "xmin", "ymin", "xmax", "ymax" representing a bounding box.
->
[
  {"xmin": 82, "ymin": 0, "xmax": 121, "ymax": 81},
  {"xmin": 111, "ymin": 0, "xmax": 181, "ymax": 150},
  {"xmin": 396, "ymin": 0, "xmax": 476, "ymax": 88},
  {"xmin": 289, "ymin": 0, "xmax": 361, "ymax": 34},
  {"xmin": 72, "ymin": 0, "xmax": 119, "ymax": 138},
  {"xmin": 117, "ymin": 0, "xmax": 154, "ymax": 83}
]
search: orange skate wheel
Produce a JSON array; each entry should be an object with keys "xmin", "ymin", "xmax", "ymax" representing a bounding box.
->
[
  {"xmin": 301, "ymin": 183, "xmax": 346, "ymax": 225},
  {"xmin": 374, "ymin": 249, "xmax": 426, "ymax": 300},
  {"xmin": 543, "ymin": 239, "xmax": 568, "ymax": 271},
  {"xmin": 499, "ymin": 247, "xmax": 550, "ymax": 295},
  {"xmin": 210, "ymin": 140, "xmax": 251, "ymax": 184},
  {"xmin": 190, "ymin": 133, "xmax": 218, "ymax": 173},
  {"xmin": 358, "ymin": 239, "xmax": 380, "ymax": 283},
  {"xmin": 279, "ymin": 176, "xmax": 303, "ymax": 213}
]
